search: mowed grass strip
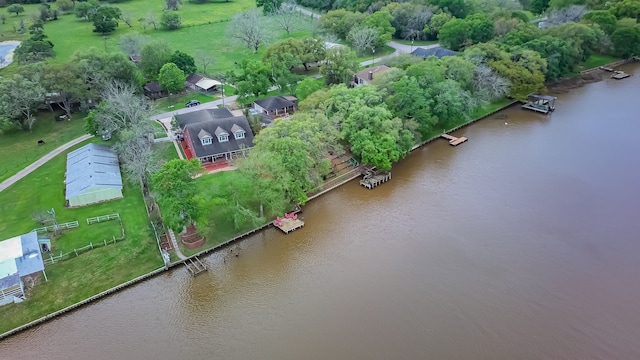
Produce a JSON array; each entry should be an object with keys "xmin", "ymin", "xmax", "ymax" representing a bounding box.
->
[
  {"xmin": 0, "ymin": 116, "xmax": 87, "ymax": 183},
  {"xmin": 0, "ymin": 138, "xmax": 162, "ymax": 334}
]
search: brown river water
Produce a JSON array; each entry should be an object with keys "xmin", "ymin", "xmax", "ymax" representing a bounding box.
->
[{"xmin": 1, "ymin": 64, "xmax": 640, "ymax": 360}]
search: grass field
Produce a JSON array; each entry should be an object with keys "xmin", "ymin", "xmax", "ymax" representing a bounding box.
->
[
  {"xmin": 0, "ymin": 138, "xmax": 162, "ymax": 334},
  {"xmin": 580, "ymin": 54, "xmax": 621, "ymax": 70},
  {"xmin": 1, "ymin": 0, "xmax": 320, "ymax": 74},
  {"xmin": 0, "ymin": 115, "xmax": 87, "ymax": 183},
  {"xmin": 152, "ymin": 91, "xmax": 216, "ymax": 113},
  {"xmin": 153, "ymin": 141, "xmax": 181, "ymax": 162}
]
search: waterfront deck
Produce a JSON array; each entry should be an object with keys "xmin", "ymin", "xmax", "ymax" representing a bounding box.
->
[
  {"xmin": 184, "ymin": 256, "xmax": 207, "ymax": 276},
  {"xmin": 360, "ymin": 170, "xmax": 391, "ymax": 189},
  {"xmin": 274, "ymin": 218, "xmax": 305, "ymax": 233},
  {"xmin": 441, "ymin": 133, "xmax": 468, "ymax": 146}
]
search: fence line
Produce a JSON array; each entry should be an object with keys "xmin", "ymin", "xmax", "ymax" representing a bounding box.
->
[
  {"xmin": 86, "ymin": 213, "xmax": 120, "ymax": 225},
  {"xmin": 32, "ymin": 221, "xmax": 79, "ymax": 234},
  {"xmin": 43, "ymin": 236, "xmax": 122, "ymax": 265}
]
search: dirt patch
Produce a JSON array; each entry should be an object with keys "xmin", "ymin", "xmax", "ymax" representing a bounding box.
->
[{"xmin": 548, "ymin": 71, "xmax": 604, "ymax": 94}]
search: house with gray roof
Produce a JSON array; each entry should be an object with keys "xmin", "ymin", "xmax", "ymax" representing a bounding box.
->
[
  {"xmin": 253, "ymin": 96, "xmax": 297, "ymax": 118},
  {"xmin": 65, "ymin": 143, "xmax": 123, "ymax": 207},
  {"xmin": 0, "ymin": 231, "xmax": 47, "ymax": 306},
  {"xmin": 411, "ymin": 46, "xmax": 457, "ymax": 59},
  {"xmin": 175, "ymin": 109, "xmax": 254, "ymax": 163}
]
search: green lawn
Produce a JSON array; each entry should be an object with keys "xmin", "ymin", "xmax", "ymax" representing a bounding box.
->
[
  {"xmin": 580, "ymin": 54, "xmax": 621, "ymax": 71},
  {"xmin": 153, "ymin": 141, "xmax": 181, "ymax": 162},
  {"xmin": 0, "ymin": 138, "xmax": 162, "ymax": 334},
  {"xmin": 0, "ymin": 115, "xmax": 87, "ymax": 183},
  {"xmin": 149, "ymin": 119, "xmax": 168, "ymax": 137},
  {"xmin": 355, "ymin": 45, "xmax": 396, "ymax": 64},
  {"xmin": 152, "ymin": 91, "xmax": 216, "ymax": 113}
]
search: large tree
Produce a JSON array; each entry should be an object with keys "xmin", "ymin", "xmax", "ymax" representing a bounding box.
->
[
  {"xmin": 160, "ymin": 11, "xmax": 181, "ymax": 30},
  {"xmin": 257, "ymin": 0, "xmax": 283, "ymax": 14},
  {"xmin": 91, "ymin": 6, "xmax": 121, "ymax": 34},
  {"xmin": 320, "ymin": 9, "xmax": 367, "ymax": 40},
  {"xmin": 89, "ymin": 81, "xmax": 153, "ymax": 135},
  {"xmin": 158, "ymin": 62, "xmax": 186, "ymax": 94},
  {"xmin": 320, "ymin": 47, "xmax": 358, "ymax": 85},
  {"xmin": 438, "ymin": 18, "xmax": 470, "ymax": 51},
  {"xmin": 41, "ymin": 63, "xmax": 87, "ymax": 119},
  {"xmin": 71, "ymin": 49, "xmax": 142, "ymax": 99},
  {"xmin": 347, "ymin": 26, "xmax": 379, "ymax": 56},
  {"xmin": 169, "ymin": 50, "xmax": 197, "ymax": 74},
  {"xmin": 115, "ymin": 128, "xmax": 159, "ymax": 190},
  {"xmin": 581, "ymin": 10, "xmax": 618, "ymax": 35},
  {"xmin": 270, "ymin": 0, "xmax": 298, "ymax": 36},
  {"xmin": 0, "ymin": 74, "xmax": 46, "ymax": 131},
  {"xmin": 230, "ymin": 9, "xmax": 269, "ymax": 53},
  {"xmin": 233, "ymin": 60, "xmax": 273, "ymax": 103},
  {"xmin": 611, "ymin": 25, "xmax": 640, "ymax": 58},
  {"xmin": 362, "ymin": 10, "xmax": 395, "ymax": 48},
  {"xmin": 7, "ymin": 4, "xmax": 25, "ymax": 16},
  {"xmin": 152, "ymin": 159, "xmax": 203, "ymax": 232},
  {"xmin": 139, "ymin": 40, "xmax": 173, "ymax": 80},
  {"xmin": 118, "ymin": 32, "xmax": 148, "ymax": 56}
]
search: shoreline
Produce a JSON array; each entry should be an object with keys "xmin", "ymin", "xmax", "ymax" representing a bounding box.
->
[
  {"xmin": 0, "ymin": 40, "xmax": 21, "ymax": 70},
  {"xmin": 0, "ymin": 58, "xmax": 633, "ymax": 340}
]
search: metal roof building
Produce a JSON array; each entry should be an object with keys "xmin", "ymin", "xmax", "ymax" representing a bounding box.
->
[
  {"xmin": 65, "ymin": 143, "xmax": 123, "ymax": 207},
  {"xmin": 0, "ymin": 231, "xmax": 47, "ymax": 306}
]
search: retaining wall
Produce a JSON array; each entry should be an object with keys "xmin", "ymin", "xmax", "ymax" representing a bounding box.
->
[{"xmin": 0, "ymin": 267, "xmax": 167, "ymax": 341}]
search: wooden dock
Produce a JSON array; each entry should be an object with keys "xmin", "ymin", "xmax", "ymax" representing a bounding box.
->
[
  {"xmin": 273, "ymin": 217, "xmax": 305, "ymax": 234},
  {"xmin": 360, "ymin": 170, "xmax": 391, "ymax": 189},
  {"xmin": 611, "ymin": 71, "xmax": 630, "ymax": 80},
  {"xmin": 441, "ymin": 133, "xmax": 468, "ymax": 146},
  {"xmin": 184, "ymin": 256, "xmax": 207, "ymax": 276},
  {"xmin": 599, "ymin": 66, "xmax": 615, "ymax": 72}
]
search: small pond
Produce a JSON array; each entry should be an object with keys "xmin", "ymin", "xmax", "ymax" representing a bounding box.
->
[{"xmin": 0, "ymin": 41, "xmax": 21, "ymax": 68}]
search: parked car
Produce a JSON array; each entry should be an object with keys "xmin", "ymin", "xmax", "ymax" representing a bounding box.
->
[{"xmin": 185, "ymin": 100, "xmax": 200, "ymax": 107}]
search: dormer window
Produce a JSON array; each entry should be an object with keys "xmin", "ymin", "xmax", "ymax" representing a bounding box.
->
[
  {"xmin": 231, "ymin": 124, "xmax": 245, "ymax": 140},
  {"xmin": 197, "ymin": 129, "xmax": 213, "ymax": 146},
  {"xmin": 214, "ymin": 126, "xmax": 229, "ymax": 143}
]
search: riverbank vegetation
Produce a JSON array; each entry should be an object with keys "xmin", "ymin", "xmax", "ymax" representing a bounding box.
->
[{"xmin": 0, "ymin": 138, "xmax": 163, "ymax": 335}]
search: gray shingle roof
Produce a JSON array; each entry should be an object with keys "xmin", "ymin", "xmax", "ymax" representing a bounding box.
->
[
  {"xmin": 183, "ymin": 115, "xmax": 254, "ymax": 159},
  {"xmin": 198, "ymin": 129, "xmax": 212, "ymax": 140},
  {"xmin": 411, "ymin": 46, "xmax": 457, "ymax": 59},
  {"xmin": 0, "ymin": 272, "xmax": 20, "ymax": 291},
  {"xmin": 175, "ymin": 108, "xmax": 234, "ymax": 128},
  {"xmin": 230, "ymin": 124, "xmax": 244, "ymax": 134},
  {"xmin": 254, "ymin": 96, "xmax": 296, "ymax": 111},
  {"xmin": 65, "ymin": 144, "xmax": 122, "ymax": 200}
]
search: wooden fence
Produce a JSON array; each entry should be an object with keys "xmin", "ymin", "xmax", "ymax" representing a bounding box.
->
[
  {"xmin": 86, "ymin": 213, "xmax": 120, "ymax": 225},
  {"xmin": 32, "ymin": 221, "xmax": 79, "ymax": 234},
  {"xmin": 43, "ymin": 236, "xmax": 123, "ymax": 265}
]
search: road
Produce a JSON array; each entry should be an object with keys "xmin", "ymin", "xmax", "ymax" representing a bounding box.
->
[{"xmin": 0, "ymin": 134, "xmax": 94, "ymax": 193}]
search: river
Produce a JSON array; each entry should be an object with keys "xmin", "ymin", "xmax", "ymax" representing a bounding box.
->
[{"xmin": 1, "ymin": 64, "xmax": 639, "ymax": 360}]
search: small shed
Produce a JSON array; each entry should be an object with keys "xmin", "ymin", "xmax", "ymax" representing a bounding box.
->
[
  {"xmin": 0, "ymin": 231, "xmax": 47, "ymax": 306},
  {"xmin": 65, "ymin": 143, "xmax": 123, "ymax": 207},
  {"xmin": 143, "ymin": 81, "xmax": 164, "ymax": 100}
]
